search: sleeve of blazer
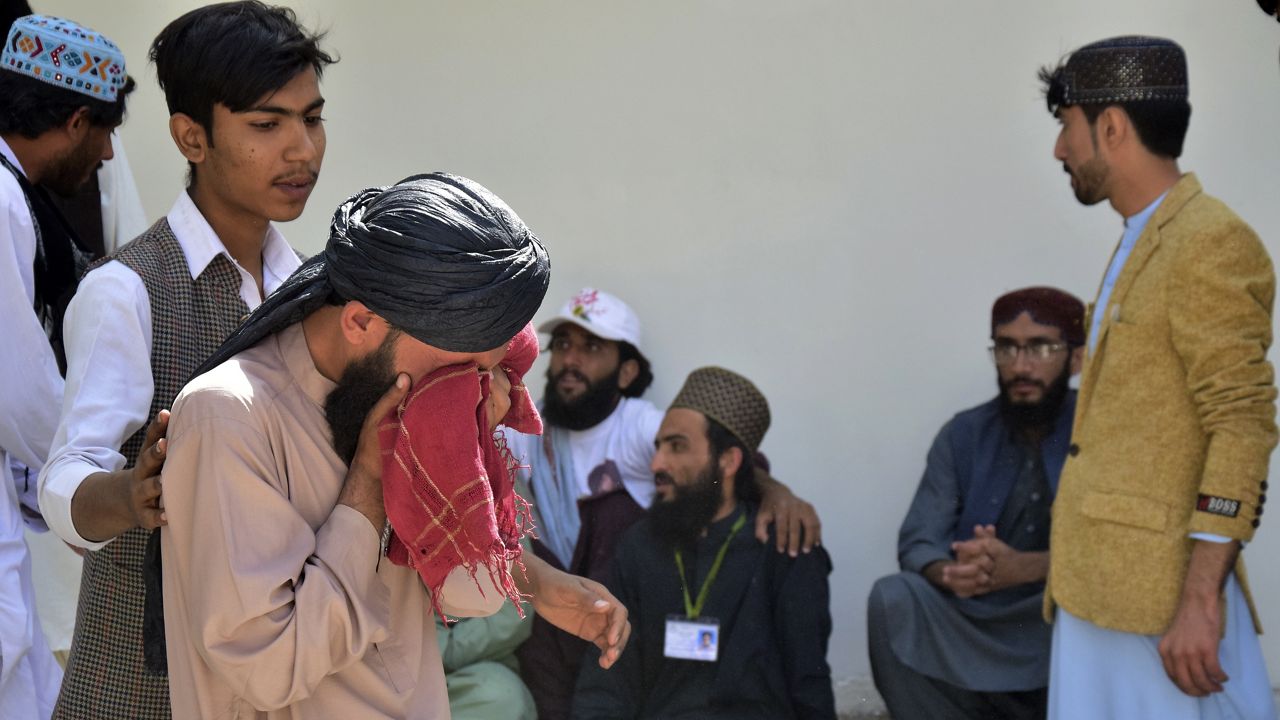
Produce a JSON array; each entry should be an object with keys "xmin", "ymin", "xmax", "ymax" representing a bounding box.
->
[{"xmin": 1169, "ymin": 216, "xmax": 1277, "ymax": 541}]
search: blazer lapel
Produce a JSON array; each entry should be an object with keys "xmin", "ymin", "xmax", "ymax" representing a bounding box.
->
[{"xmin": 1077, "ymin": 174, "xmax": 1203, "ymax": 415}]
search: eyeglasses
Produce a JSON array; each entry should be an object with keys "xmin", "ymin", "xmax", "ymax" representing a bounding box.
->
[{"xmin": 989, "ymin": 341, "xmax": 1069, "ymax": 365}]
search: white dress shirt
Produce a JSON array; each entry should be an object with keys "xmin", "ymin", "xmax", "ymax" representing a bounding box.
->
[
  {"xmin": 0, "ymin": 135, "xmax": 66, "ymax": 720},
  {"xmin": 38, "ymin": 190, "xmax": 301, "ymax": 550}
]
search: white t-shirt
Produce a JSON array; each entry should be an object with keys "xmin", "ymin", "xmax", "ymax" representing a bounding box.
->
[{"xmin": 505, "ymin": 397, "xmax": 664, "ymax": 509}]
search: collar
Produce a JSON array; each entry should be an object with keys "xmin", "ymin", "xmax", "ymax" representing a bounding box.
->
[
  {"xmin": 1124, "ymin": 189, "xmax": 1169, "ymax": 231},
  {"xmin": 165, "ymin": 190, "xmax": 294, "ymax": 281},
  {"xmin": 278, "ymin": 322, "xmax": 335, "ymax": 409},
  {"xmin": 1147, "ymin": 173, "xmax": 1203, "ymax": 232},
  {"xmin": 0, "ymin": 137, "xmax": 25, "ymax": 178}
]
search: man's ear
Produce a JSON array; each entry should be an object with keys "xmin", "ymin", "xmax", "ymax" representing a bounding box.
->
[
  {"xmin": 1069, "ymin": 345, "xmax": 1085, "ymax": 376},
  {"xmin": 63, "ymin": 106, "xmax": 91, "ymax": 142},
  {"xmin": 169, "ymin": 113, "xmax": 208, "ymax": 165},
  {"xmin": 718, "ymin": 445, "xmax": 743, "ymax": 483},
  {"xmin": 338, "ymin": 301, "xmax": 386, "ymax": 347},
  {"xmin": 617, "ymin": 357, "xmax": 639, "ymax": 392},
  {"xmin": 1097, "ymin": 106, "xmax": 1129, "ymax": 153}
]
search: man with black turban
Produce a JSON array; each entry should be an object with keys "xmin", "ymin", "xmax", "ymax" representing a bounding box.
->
[
  {"xmin": 158, "ymin": 173, "xmax": 630, "ymax": 719},
  {"xmin": 867, "ymin": 287, "xmax": 1084, "ymax": 720},
  {"xmin": 1039, "ymin": 37, "xmax": 1276, "ymax": 719}
]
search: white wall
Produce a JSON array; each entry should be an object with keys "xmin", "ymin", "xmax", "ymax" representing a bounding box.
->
[{"xmin": 40, "ymin": 0, "xmax": 1280, "ymax": 706}]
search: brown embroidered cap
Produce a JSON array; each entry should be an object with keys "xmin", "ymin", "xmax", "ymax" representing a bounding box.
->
[{"xmin": 670, "ymin": 366, "xmax": 771, "ymax": 452}]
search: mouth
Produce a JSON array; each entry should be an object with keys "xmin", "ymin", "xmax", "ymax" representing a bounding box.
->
[
  {"xmin": 555, "ymin": 370, "xmax": 588, "ymax": 393},
  {"xmin": 654, "ymin": 473, "xmax": 673, "ymax": 489},
  {"xmin": 273, "ymin": 172, "xmax": 318, "ymax": 199}
]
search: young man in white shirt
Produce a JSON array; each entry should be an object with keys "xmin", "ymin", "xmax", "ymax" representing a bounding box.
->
[
  {"xmin": 0, "ymin": 14, "xmax": 134, "ymax": 720},
  {"xmin": 37, "ymin": 3, "xmax": 333, "ymax": 718}
]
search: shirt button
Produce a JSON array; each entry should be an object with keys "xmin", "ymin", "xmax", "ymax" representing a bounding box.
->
[
  {"xmin": 1025, "ymin": 460, "xmax": 1035, "ymax": 470},
  {"xmin": 1031, "ymin": 492, "xmax": 1042, "ymax": 502},
  {"xmin": 1025, "ymin": 524, "xmax": 1036, "ymax": 534},
  {"xmin": 1068, "ymin": 443, "xmax": 1080, "ymax": 457}
]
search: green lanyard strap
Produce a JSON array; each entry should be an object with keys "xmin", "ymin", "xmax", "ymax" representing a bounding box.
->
[{"xmin": 673, "ymin": 512, "xmax": 747, "ymax": 619}]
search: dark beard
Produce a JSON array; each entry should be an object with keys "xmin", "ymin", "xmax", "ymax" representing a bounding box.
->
[
  {"xmin": 43, "ymin": 138, "xmax": 101, "ymax": 198},
  {"xmin": 540, "ymin": 365, "xmax": 621, "ymax": 431},
  {"xmin": 648, "ymin": 462, "xmax": 722, "ymax": 552},
  {"xmin": 998, "ymin": 363, "xmax": 1071, "ymax": 433},
  {"xmin": 324, "ymin": 336, "xmax": 398, "ymax": 466}
]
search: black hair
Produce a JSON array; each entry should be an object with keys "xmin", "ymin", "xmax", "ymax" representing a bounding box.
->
[
  {"xmin": 617, "ymin": 340, "xmax": 653, "ymax": 398},
  {"xmin": 1039, "ymin": 65, "xmax": 1191, "ymax": 159},
  {"xmin": 705, "ymin": 417, "xmax": 760, "ymax": 503},
  {"xmin": 0, "ymin": 0, "xmax": 34, "ymax": 34},
  {"xmin": 149, "ymin": 1, "xmax": 335, "ymax": 143},
  {"xmin": 0, "ymin": 70, "xmax": 135, "ymax": 138}
]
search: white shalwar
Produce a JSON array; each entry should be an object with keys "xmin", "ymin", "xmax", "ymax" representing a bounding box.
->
[{"xmin": 1049, "ymin": 575, "xmax": 1276, "ymax": 720}]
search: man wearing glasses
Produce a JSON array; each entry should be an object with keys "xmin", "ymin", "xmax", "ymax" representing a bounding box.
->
[{"xmin": 867, "ymin": 287, "xmax": 1084, "ymax": 720}]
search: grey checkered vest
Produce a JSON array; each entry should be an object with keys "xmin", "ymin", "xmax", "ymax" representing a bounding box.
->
[{"xmin": 54, "ymin": 218, "xmax": 249, "ymax": 720}]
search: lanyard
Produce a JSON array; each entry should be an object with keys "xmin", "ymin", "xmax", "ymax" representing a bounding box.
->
[{"xmin": 674, "ymin": 512, "xmax": 747, "ymax": 619}]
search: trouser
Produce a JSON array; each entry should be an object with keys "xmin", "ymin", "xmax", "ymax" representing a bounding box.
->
[
  {"xmin": 868, "ymin": 590, "xmax": 1046, "ymax": 720},
  {"xmin": 446, "ymin": 660, "xmax": 537, "ymax": 720}
]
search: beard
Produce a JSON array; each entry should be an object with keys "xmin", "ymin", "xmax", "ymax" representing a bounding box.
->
[
  {"xmin": 648, "ymin": 461, "xmax": 723, "ymax": 552},
  {"xmin": 42, "ymin": 136, "xmax": 102, "ymax": 197},
  {"xmin": 1066, "ymin": 155, "xmax": 1110, "ymax": 206},
  {"xmin": 540, "ymin": 364, "xmax": 621, "ymax": 431},
  {"xmin": 998, "ymin": 362, "xmax": 1071, "ymax": 433},
  {"xmin": 324, "ymin": 334, "xmax": 399, "ymax": 466}
]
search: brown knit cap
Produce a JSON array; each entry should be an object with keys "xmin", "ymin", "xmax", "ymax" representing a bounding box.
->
[{"xmin": 670, "ymin": 366, "xmax": 771, "ymax": 452}]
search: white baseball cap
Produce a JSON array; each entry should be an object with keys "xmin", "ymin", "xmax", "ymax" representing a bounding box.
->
[{"xmin": 538, "ymin": 288, "xmax": 644, "ymax": 353}]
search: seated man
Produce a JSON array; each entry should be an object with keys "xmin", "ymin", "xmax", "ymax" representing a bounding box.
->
[
  {"xmin": 572, "ymin": 367, "xmax": 835, "ymax": 720},
  {"xmin": 866, "ymin": 287, "xmax": 1085, "ymax": 720},
  {"xmin": 512, "ymin": 288, "xmax": 821, "ymax": 720}
]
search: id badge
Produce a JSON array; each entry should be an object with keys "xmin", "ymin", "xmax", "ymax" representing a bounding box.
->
[{"xmin": 663, "ymin": 615, "xmax": 719, "ymax": 662}]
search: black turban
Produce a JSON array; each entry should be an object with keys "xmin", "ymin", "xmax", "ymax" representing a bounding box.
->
[{"xmin": 196, "ymin": 172, "xmax": 551, "ymax": 376}]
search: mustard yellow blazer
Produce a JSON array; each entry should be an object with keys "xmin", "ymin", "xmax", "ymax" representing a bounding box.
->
[{"xmin": 1045, "ymin": 174, "xmax": 1276, "ymax": 635}]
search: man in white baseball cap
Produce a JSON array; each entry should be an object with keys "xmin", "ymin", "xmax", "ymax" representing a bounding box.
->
[{"xmin": 505, "ymin": 287, "xmax": 822, "ymax": 720}]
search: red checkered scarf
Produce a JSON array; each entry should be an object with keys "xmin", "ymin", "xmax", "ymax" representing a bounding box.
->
[{"xmin": 378, "ymin": 323, "xmax": 541, "ymax": 616}]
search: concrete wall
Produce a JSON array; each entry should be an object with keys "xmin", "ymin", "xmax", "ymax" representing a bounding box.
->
[{"xmin": 38, "ymin": 0, "xmax": 1280, "ymax": 711}]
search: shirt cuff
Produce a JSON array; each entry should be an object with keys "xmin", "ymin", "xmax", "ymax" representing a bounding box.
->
[
  {"xmin": 38, "ymin": 460, "xmax": 112, "ymax": 551},
  {"xmin": 1189, "ymin": 532, "xmax": 1243, "ymax": 547}
]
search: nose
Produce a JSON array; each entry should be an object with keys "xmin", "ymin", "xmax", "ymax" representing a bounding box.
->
[
  {"xmin": 285, "ymin": 119, "xmax": 321, "ymax": 164},
  {"xmin": 559, "ymin": 344, "xmax": 584, "ymax": 371},
  {"xmin": 649, "ymin": 447, "xmax": 668, "ymax": 476},
  {"xmin": 101, "ymin": 133, "xmax": 116, "ymax": 163},
  {"xmin": 1053, "ymin": 131, "xmax": 1067, "ymax": 162}
]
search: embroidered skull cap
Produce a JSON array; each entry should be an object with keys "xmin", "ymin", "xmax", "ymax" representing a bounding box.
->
[{"xmin": 3, "ymin": 15, "xmax": 127, "ymax": 101}]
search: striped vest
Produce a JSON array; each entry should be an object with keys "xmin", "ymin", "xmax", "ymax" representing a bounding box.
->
[{"xmin": 54, "ymin": 218, "xmax": 249, "ymax": 720}]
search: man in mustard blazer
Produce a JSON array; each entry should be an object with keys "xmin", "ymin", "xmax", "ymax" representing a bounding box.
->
[{"xmin": 1039, "ymin": 37, "xmax": 1277, "ymax": 719}]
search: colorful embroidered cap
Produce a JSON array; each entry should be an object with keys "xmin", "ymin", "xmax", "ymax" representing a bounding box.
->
[
  {"xmin": 670, "ymin": 366, "xmax": 771, "ymax": 452},
  {"xmin": 538, "ymin": 287, "xmax": 644, "ymax": 354},
  {"xmin": 1043, "ymin": 36, "xmax": 1187, "ymax": 112},
  {"xmin": 3, "ymin": 15, "xmax": 127, "ymax": 102}
]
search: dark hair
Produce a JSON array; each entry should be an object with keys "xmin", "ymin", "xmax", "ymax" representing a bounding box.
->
[
  {"xmin": 1038, "ymin": 65, "xmax": 1190, "ymax": 159},
  {"xmin": 705, "ymin": 417, "xmax": 760, "ymax": 503},
  {"xmin": 149, "ymin": 1, "xmax": 334, "ymax": 142},
  {"xmin": 0, "ymin": 1, "xmax": 34, "ymax": 34},
  {"xmin": 617, "ymin": 341, "xmax": 653, "ymax": 398},
  {"xmin": 0, "ymin": 70, "xmax": 135, "ymax": 138}
]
